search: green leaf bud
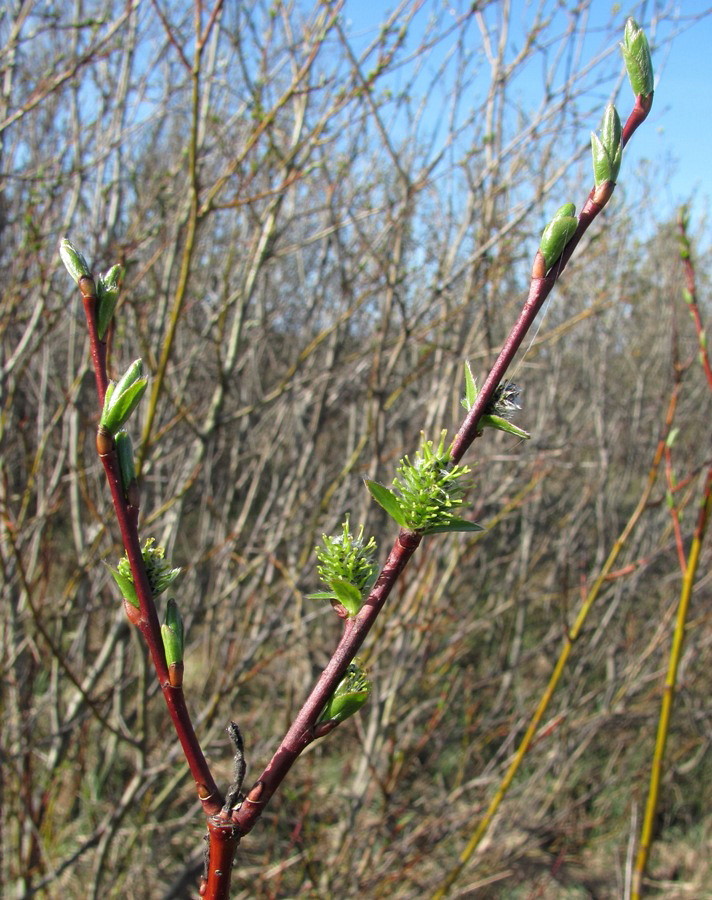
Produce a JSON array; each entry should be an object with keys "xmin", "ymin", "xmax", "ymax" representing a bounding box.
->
[
  {"xmin": 538, "ymin": 203, "xmax": 577, "ymax": 270},
  {"xmin": 113, "ymin": 358, "xmax": 144, "ymax": 400},
  {"xmin": 115, "ymin": 430, "xmax": 136, "ymax": 494},
  {"xmin": 106, "ymin": 562, "xmax": 139, "ymax": 609},
  {"xmin": 591, "ymin": 104, "xmax": 622, "ymax": 186},
  {"xmin": 115, "ymin": 431, "xmax": 140, "ymax": 507},
  {"xmin": 621, "ymin": 18, "xmax": 654, "ymax": 99},
  {"xmin": 59, "ymin": 238, "xmax": 91, "ymax": 284},
  {"xmin": 99, "ymin": 359, "xmax": 148, "ymax": 435},
  {"xmin": 101, "ymin": 379, "xmax": 147, "ymax": 434},
  {"xmin": 599, "ymin": 102, "xmax": 621, "ymax": 151},
  {"xmin": 318, "ymin": 661, "xmax": 371, "ymax": 724},
  {"xmin": 96, "ymin": 265, "xmax": 123, "ymax": 339},
  {"xmin": 161, "ymin": 598, "xmax": 185, "ymax": 668}
]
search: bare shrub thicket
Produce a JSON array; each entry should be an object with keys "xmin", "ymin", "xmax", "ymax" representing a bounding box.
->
[{"xmin": 1, "ymin": 2, "xmax": 710, "ymax": 897}]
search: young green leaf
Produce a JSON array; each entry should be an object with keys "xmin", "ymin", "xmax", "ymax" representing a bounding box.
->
[
  {"xmin": 96, "ymin": 264, "xmax": 123, "ymax": 339},
  {"xmin": 161, "ymin": 598, "xmax": 185, "ymax": 667},
  {"xmin": 113, "ymin": 358, "xmax": 144, "ymax": 398},
  {"xmin": 365, "ymin": 480, "xmax": 408, "ymax": 526},
  {"xmin": 330, "ymin": 579, "xmax": 363, "ymax": 617},
  {"xmin": 59, "ymin": 238, "xmax": 91, "ymax": 284},
  {"xmin": 621, "ymin": 18, "xmax": 654, "ymax": 99},
  {"xmin": 103, "ymin": 380, "xmax": 115, "ymax": 409},
  {"xmin": 102, "ymin": 380, "xmax": 147, "ymax": 432},
  {"xmin": 539, "ymin": 203, "xmax": 577, "ymax": 270},
  {"xmin": 105, "ymin": 563, "xmax": 139, "ymax": 608},
  {"xmin": 423, "ymin": 517, "xmax": 484, "ymax": 535},
  {"xmin": 480, "ymin": 414, "xmax": 530, "ymax": 440},
  {"xmin": 318, "ymin": 661, "xmax": 371, "ymax": 724},
  {"xmin": 99, "ymin": 359, "xmax": 148, "ymax": 434},
  {"xmin": 462, "ymin": 361, "xmax": 477, "ymax": 411}
]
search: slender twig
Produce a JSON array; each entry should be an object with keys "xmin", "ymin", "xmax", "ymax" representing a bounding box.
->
[
  {"xmin": 135, "ymin": 23, "xmax": 203, "ymax": 476},
  {"xmin": 431, "ymin": 85, "xmax": 655, "ymax": 899},
  {"xmin": 631, "ymin": 466, "xmax": 712, "ymax": 899},
  {"xmin": 451, "ymin": 179, "xmax": 621, "ymax": 464},
  {"xmin": 676, "ymin": 208, "xmax": 712, "ymax": 389},
  {"xmin": 230, "ymin": 81, "xmax": 653, "ymax": 851},
  {"xmin": 79, "ymin": 278, "xmax": 108, "ymax": 402},
  {"xmin": 632, "ymin": 212, "xmax": 712, "ymax": 899},
  {"xmin": 77, "ymin": 276, "xmax": 222, "ymax": 816},
  {"xmin": 68, "ymin": 19, "xmax": 658, "ymax": 898},
  {"xmin": 232, "ymin": 528, "xmax": 421, "ymax": 832}
]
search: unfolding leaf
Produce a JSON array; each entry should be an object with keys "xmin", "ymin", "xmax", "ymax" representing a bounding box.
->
[
  {"xmin": 100, "ymin": 378, "xmax": 148, "ymax": 433},
  {"xmin": 105, "ymin": 563, "xmax": 139, "ymax": 608},
  {"xmin": 365, "ymin": 480, "xmax": 407, "ymax": 526},
  {"xmin": 463, "ymin": 361, "xmax": 477, "ymax": 410},
  {"xmin": 423, "ymin": 517, "xmax": 485, "ymax": 535},
  {"xmin": 330, "ymin": 578, "xmax": 363, "ymax": 616}
]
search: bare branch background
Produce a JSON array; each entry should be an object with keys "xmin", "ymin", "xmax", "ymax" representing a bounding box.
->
[{"xmin": 1, "ymin": 1, "xmax": 710, "ymax": 896}]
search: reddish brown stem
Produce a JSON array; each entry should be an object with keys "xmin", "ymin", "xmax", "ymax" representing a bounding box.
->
[
  {"xmin": 231, "ymin": 88, "xmax": 653, "ymax": 842},
  {"xmin": 451, "ymin": 189, "xmax": 607, "ymax": 464},
  {"xmin": 233, "ymin": 528, "xmax": 421, "ymax": 834},
  {"xmin": 200, "ymin": 819, "xmax": 240, "ymax": 899},
  {"xmin": 664, "ymin": 444, "xmax": 687, "ymax": 573},
  {"xmin": 79, "ymin": 276, "xmax": 108, "ymax": 402},
  {"xmin": 677, "ymin": 212, "xmax": 712, "ymax": 389},
  {"xmin": 98, "ymin": 441, "xmax": 168, "ymax": 674},
  {"xmin": 621, "ymin": 92, "xmax": 653, "ymax": 149},
  {"xmin": 80, "ymin": 288, "xmax": 223, "ymax": 817},
  {"xmin": 75, "ymin": 79, "xmax": 656, "ymax": 895}
]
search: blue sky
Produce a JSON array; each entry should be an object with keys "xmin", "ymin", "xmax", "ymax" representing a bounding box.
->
[
  {"xmin": 340, "ymin": 1, "xmax": 712, "ymax": 230},
  {"xmin": 645, "ymin": 6, "xmax": 712, "ymax": 216}
]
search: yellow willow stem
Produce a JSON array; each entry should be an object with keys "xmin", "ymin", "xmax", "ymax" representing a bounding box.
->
[
  {"xmin": 632, "ymin": 473, "xmax": 712, "ymax": 898},
  {"xmin": 433, "ymin": 413, "xmax": 672, "ymax": 899}
]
